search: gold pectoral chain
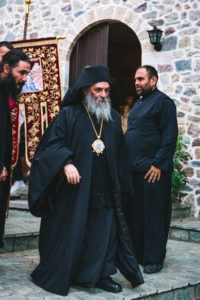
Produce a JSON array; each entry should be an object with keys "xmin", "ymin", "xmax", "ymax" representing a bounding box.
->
[{"xmin": 82, "ymin": 101, "xmax": 105, "ymax": 156}]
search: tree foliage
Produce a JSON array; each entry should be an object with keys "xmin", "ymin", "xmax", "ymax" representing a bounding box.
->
[{"xmin": 172, "ymin": 132, "xmax": 191, "ymax": 202}]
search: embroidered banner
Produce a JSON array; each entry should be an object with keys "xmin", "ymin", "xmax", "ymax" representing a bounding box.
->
[{"xmin": 12, "ymin": 38, "xmax": 62, "ymax": 167}]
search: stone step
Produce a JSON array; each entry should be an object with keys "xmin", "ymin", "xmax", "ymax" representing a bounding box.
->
[
  {"xmin": 9, "ymin": 201, "xmax": 191, "ymax": 218},
  {"xmin": 0, "ymin": 210, "xmax": 40, "ymax": 254},
  {"xmin": 169, "ymin": 216, "xmax": 200, "ymax": 243},
  {"xmin": 171, "ymin": 203, "xmax": 191, "ymax": 219},
  {"xmin": 0, "ymin": 240, "xmax": 200, "ymax": 299},
  {"xmin": 10, "ymin": 191, "xmax": 28, "ymax": 200},
  {"xmin": 1, "ymin": 211, "xmax": 200, "ymax": 299},
  {"xmin": 2, "ymin": 207, "xmax": 198, "ymax": 255},
  {"xmin": 9, "ymin": 199, "xmax": 29, "ymax": 211},
  {"xmin": 3, "ymin": 207, "xmax": 199, "ymax": 257}
]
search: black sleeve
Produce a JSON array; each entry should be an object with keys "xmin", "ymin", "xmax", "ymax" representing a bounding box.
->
[
  {"xmin": 28, "ymin": 108, "xmax": 74, "ymax": 216},
  {"xmin": 0, "ymin": 93, "xmax": 7, "ymax": 174},
  {"xmin": 119, "ymin": 119, "xmax": 135, "ymax": 196},
  {"xmin": 152, "ymin": 98, "xmax": 178, "ymax": 172},
  {"xmin": 63, "ymin": 158, "xmax": 73, "ymax": 166}
]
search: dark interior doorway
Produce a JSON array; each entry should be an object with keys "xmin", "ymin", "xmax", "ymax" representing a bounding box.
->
[{"xmin": 69, "ymin": 22, "xmax": 141, "ymax": 111}]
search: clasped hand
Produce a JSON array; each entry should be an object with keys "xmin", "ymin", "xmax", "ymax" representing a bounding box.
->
[
  {"xmin": 144, "ymin": 165, "xmax": 161, "ymax": 183},
  {"xmin": 64, "ymin": 164, "xmax": 81, "ymax": 184},
  {"xmin": 0, "ymin": 167, "xmax": 8, "ymax": 182}
]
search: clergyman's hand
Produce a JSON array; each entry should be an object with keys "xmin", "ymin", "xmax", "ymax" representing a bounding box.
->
[
  {"xmin": 64, "ymin": 164, "xmax": 81, "ymax": 185},
  {"xmin": 144, "ymin": 165, "xmax": 161, "ymax": 183},
  {"xmin": 0, "ymin": 167, "xmax": 8, "ymax": 182},
  {"xmin": 11, "ymin": 108, "xmax": 17, "ymax": 123}
]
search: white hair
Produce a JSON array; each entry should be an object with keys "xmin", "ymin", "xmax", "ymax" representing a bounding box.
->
[{"xmin": 84, "ymin": 92, "xmax": 112, "ymax": 123}]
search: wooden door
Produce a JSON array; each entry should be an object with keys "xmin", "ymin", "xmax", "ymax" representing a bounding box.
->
[
  {"xmin": 69, "ymin": 23, "xmax": 109, "ymax": 86},
  {"xmin": 69, "ymin": 22, "xmax": 141, "ymax": 111},
  {"xmin": 108, "ymin": 22, "xmax": 141, "ymax": 103}
]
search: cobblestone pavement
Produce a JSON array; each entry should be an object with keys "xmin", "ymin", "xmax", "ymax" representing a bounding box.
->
[{"xmin": 0, "ymin": 240, "xmax": 200, "ymax": 299}]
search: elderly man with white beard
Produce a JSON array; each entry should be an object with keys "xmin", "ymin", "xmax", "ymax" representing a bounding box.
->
[{"xmin": 28, "ymin": 65, "xmax": 144, "ymax": 296}]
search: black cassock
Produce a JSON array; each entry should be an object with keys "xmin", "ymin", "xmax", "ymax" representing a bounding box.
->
[
  {"xmin": 0, "ymin": 81, "xmax": 13, "ymax": 248},
  {"xmin": 125, "ymin": 88, "xmax": 178, "ymax": 266},
  {"xmin": 28, "ymin": 104, "xmax": 144, "ymax": 295}
]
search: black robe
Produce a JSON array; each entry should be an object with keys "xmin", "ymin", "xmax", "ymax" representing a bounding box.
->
[
  {"xmin": 28, "ymin": 104, "xmax": 144, "ymax": 295},
  {"xmin": 125, "ymin": 88, "xmax": 178, "ymax": 266},
  {"xmin": 0, "ymin": 81, "xmax": 13, "ymax": 248}
]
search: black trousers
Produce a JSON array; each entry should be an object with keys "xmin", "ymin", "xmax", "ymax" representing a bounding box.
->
[
  {"xmin": 0, "ymin": 178, "xmax": 10, "ymax": 248},
  {"xmin": 126, "ymin": 172, "xmax": 172, "ymax": 266},
  {"xmin": 75, "ymin": 206, "xmax": 117, "ymax": 286}
]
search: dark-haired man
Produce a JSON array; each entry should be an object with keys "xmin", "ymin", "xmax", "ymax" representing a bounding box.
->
[
  {"xmin": 0, "ymin": 41, "xmax": 16, "ymax": 124},
  {"xmin": 0, "ymin": 41, "xmax": 14, "ymax": 63},
  {"xmin": 0, "ymin": 43, "xmax": 28, "ymax": 199},
  {"xmin": 0, "ymin": 49, "xmax": 30, "ymax": 247},
  {"xmin": 125, "ymin": 65, "xmax": 178, "ymax": 274},
  {"xmin": 29, "ymin": 65, "xmax": 144, "ymax": 296}
]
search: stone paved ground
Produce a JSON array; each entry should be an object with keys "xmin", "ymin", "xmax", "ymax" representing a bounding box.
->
[
  {"xmin": 4, "ymin": 210, "xmax": 39, "ymax": 238},
  {"xmin": 0, "ymin": 240, "xmax": 200, "ymax": 300}
]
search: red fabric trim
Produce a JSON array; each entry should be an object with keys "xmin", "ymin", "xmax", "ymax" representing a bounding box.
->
[
  {"xmin": 9, "ymin": 98, "xmax": 15, "ymax": 108},
  {"xmin": 11, "ymin": 106, "xmax": 20, "ymax": 167}
]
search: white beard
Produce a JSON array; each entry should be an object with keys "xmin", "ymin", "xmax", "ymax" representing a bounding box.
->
[{"xmin": 84, "ymin": 93, "xmax": 112, "ymax": 123}]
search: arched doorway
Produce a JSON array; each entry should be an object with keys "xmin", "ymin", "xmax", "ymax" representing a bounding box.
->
[{"xmin": 69, "ymin": 22, "xmax": 141, "ymax": 111}]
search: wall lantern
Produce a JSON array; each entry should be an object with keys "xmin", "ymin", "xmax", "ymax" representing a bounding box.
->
[{"xmin": 147, "ymin": 26, "xmax": 163, "ymax": 51}]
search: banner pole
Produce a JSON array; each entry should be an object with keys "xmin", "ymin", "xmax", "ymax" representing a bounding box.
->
[{"xmin": 23, "ymin": 0, "xmax": 31, "ymax": 40}]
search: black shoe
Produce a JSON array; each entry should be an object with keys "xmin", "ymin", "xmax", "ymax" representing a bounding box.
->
[
  {"xmin": 96, "ymin": 277, "xmax": 122, "ymax": 293},
  {"xmin": 143, "ymin": 263, "xmax": 163, "ymax": 274}
]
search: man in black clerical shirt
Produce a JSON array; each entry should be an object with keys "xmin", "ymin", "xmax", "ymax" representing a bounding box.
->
[
  {"xmin": 125, "ymin": 65, "xmax": 178, "ymax": 274},
  {"xmin": 28, "ymin": 66, "xmax": 143, "ymax": 296},
  {"xmin": 0, "ymin": 49, "xmax": 30, "ymax": 248}
]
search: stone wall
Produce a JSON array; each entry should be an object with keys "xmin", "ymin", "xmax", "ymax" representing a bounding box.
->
[{"xmin": 0, "ymin": 0, "xmax": 200, "ymax": 215}]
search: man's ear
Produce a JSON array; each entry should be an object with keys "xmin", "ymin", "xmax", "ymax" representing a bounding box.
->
[
  {"xmin": 150, "ymin": 76, "xmax": 157, "ymax": 88},
  {"xmin": 83, "ymin": 87, "xmax": 89, "ymax": 96},
  {"xmin": 3, "ymin": 63, "xmax": 10, "ymax": 75}
]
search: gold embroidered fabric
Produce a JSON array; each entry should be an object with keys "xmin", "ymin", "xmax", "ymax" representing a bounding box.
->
[{"xmin": 13, "ymin": 38, "xmax": 62, "ymax": 166}]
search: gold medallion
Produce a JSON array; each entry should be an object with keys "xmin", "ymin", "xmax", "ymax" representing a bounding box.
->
[
  {"xmin": 82, "ymin": 101, "xmax": 105, "ymax": 156},
  {"xmin": 92, "ymin": 138, "xmax": 105, "ymax": 156}
]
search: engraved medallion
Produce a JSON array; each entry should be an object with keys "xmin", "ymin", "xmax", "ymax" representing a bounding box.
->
[
  {"xmin": 91, "ymin": 138, "xmax": 105, "ymax": 156},
  {"xmin": 82, "ymin": 101, "xmax": 105, "ymax": 156}
]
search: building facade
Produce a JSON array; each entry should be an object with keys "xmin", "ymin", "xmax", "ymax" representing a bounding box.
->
[{"xmin": 0, "ymin": 0, "xmax": 200, "ymax": 215}]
